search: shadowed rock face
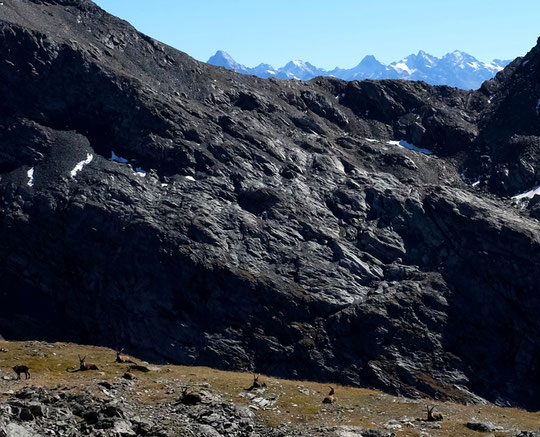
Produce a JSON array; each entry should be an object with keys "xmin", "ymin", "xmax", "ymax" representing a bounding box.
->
[{"xmin": 0, "ymin": 0, "xmax": 539, "ymax": 409}]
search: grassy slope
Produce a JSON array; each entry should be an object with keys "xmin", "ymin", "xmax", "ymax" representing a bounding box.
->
[{"xmin": 0, "ymin": 341, "xmax": 538, "ymax": 436}]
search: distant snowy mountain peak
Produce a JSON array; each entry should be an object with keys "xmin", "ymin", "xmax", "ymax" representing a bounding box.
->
[
  {"xmin": 207, "ymin": 50, "xmax": 247, "ymax": 73},
  {"xmin": 207, "ymin": 49, "xmax": 511, "ymax": 89}
]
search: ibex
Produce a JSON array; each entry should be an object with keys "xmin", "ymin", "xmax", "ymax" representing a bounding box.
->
[
  {"xmin": 12, "ymin": 365, "xmax": 30, "ymax": 380},
  {"xmin": 245, "ymin": 374, "xmax": 267, "ymax": 391},
  {"xmin": 180, "ymin": 387, "xmax": 203, "ymax": 405},
  {"xmin": 426, "ymin": 405, "xmax": 443, "ymax": 421},
  {"xmin": 79, "ymin": 355, "xmax": 99, "ymax": 370},
  {"xmin": 67, "ymin": 355, "xmax": 99, "ymax": 372},
  {"xmin": 115, "ymin": 349, "xmax": 136, "ymax": 364},
  {"xmin": 322, "ymin": 386, "xmax": 335, "ymax": 404}
]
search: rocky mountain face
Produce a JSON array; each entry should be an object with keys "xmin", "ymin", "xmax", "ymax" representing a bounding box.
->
[
  {"xmin": 1, "ymin": 0, "xmax": 540, "ymax": 411},
  {"xmin": 207, "ymin": 50, "xmax": 510, "ymax": 89}
]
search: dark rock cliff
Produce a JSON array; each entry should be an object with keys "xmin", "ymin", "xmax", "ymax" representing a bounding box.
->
[{"xmin": 0, "ymin": 0, "xmax": 539, "ymax": 409}]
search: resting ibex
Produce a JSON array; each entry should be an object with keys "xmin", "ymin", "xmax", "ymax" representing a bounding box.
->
[
  {"xmin": 180, "ymin": 387, "xmax": 203, "ymax": 405},
  {"xmin": 122, "ymin": 372, "xmax": 136, "ymax": 380},
  {"xmin": 245, "ymin": 374, "xmax": 267, "ymax": 391},
  {"xmin": 426, "ymin": 405, "xmax": 443, "ymax": 421},
  {"xmin": 79, "ymin": 355, "xmax": 99, "ymax": 370},
  {"xmin": 67, "ymin": 355, "xmax": 99, "ymax": 372},
  {"xmin": 12, "ymin": 365, "xmax": 30, "ymax": 380},
  {"xmin": 322, "ymin": 386, "xmax": 335, "ymax": 404},
  {"xmin": 115, "ymin": 349, "xmax": 136, "ymax": 364}
]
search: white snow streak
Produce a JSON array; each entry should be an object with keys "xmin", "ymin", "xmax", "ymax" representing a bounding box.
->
[
  {"xmin": 70, "ymin": 153, "xmax": 93, "ymax": 178},
  {"xmin": 512, "ymin": 186, "xmax": 540, "ymax": 200},
  {"xmin": 27, "ymin": 168, "xmax": 34, "ymax": 187}
]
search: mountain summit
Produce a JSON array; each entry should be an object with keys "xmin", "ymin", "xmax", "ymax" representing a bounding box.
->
[
  {"xmin": 207, "ymin": 50, "xmax": 247, "ymax": 73},
  {"xmin": 1, "ymin": 0, "xmax": 540, "ymax": 411},
  {"xmin": 208, "ymin": 50, "xmax": 510, "ymax": 89}
]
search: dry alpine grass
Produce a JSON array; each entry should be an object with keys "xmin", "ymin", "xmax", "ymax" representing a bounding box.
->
[{"xmin": 0, "ymin": 340, "xmax": 539, "ymax": 436}]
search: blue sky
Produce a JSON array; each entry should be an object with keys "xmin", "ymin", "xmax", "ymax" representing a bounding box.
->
[{"xmin": 93, "ymin": 0, "xmax": 540, "ymax": 69}]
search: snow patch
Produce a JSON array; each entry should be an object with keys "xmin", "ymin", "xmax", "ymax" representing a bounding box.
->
[
  {"xmin": 393, "ymin": 62, "xmax": 413, "ymax": 74},
  {"xmin": 70, "ymin": 153, "xmax": 93, "ymax": 178},
  {"xmin": 110, "ymin": 151, "xmax": 129, "ymax": 163},
  {"xmin": 523, "ymin": 60, "xmax": 529, "ymax": 66},
  {"xmin": 387, "ymin": 140, "xmax": 432, "ymax": 155},
  {"xmin": 110, "ymin": 151, "xmax": 150, "ymax": 179},
  {"xmin": 27, "ymin": 168, "xmax": 34, "ymax": 187},
  {"xmin": 134, "ymin": 167, "xmax": 147, "ymax": 177},
  {"xmin": 485, "ymin": 63, "xmax": 504, "ymax": 73},
  {"xmin": 364, "ymin": 138, "xmax": 378, "ymax": 143},
  {"xmin": 185, "ymin": 176, "xmax": 196, "ymax": 181},
  {"xmin": 512, "ymin": 186, "xmax": 540, "ymax": 200}
]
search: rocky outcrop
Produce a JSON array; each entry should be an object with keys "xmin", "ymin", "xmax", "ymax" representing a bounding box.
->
[
  {"xmin": 0, "ymin": 385, "xmax": 397, "ymax": 437},
  {"xmin": 0, "ymin": 385, "xmax": 266, "ymax": 437},
  {"xmin": 0, "ymin": 0, "xmax": 539, "ymax": 410}
]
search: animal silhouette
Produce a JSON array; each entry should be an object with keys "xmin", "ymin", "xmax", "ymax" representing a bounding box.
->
[{"xmin": 12, "ymin": 365, "xmax": 30, "ymax": 380}]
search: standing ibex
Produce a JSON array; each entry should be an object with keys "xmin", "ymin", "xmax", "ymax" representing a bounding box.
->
[
  {"xmin": 245, "ymin": 374, "xmax": 267, "ymax": 391},
  {"xmin": 67, "ymin": 355, "xmax": 99, "ymax": 372},
  {"xmin": 12, "ymin": 365, "xmax": 30, "ymax": 380},
  {"xmin": 426, "ymin": 405, "xmax": 443, "ymax": 421},
  {"xmin": 322, "ymin": 386, "xmax": 335, "ymax": 404}
]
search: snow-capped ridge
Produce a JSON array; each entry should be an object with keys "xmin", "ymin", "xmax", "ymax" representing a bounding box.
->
[
  {"xmin": 207, "ymin": 50, "xmax": 247, "ymax": 72},
  {"xmin": 208, "ymin": 50, "xmax": 511, "ymax": 89}
]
